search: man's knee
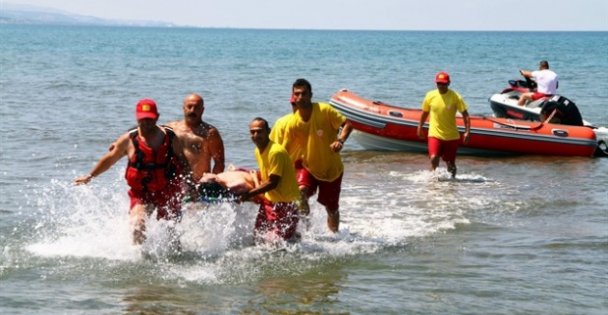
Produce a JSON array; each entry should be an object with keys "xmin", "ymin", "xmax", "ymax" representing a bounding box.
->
[
  {"xmin": 130, "ymin": 204, "xmax": 147, "ymax": 218},
  {"xmin": 518, "ymin": 93, "xmax": 532, "ymax": 105},
  {"xmin": 430, "ymin": 155, "xmax": 441, "ymax": 166}
]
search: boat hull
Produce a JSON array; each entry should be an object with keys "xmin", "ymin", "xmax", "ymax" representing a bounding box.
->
[
  {"xmin": 330, "ymin": 90, "xmax": 597, "ymax": 157},
  {"xmin": 489, "ymin": 90, "xmax": 608, "ymax": 157}
]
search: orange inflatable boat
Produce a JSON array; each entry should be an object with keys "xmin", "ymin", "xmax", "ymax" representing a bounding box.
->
[{"xmin": 329, "ymin": 89, "xmax": 598, "ymax": 157}]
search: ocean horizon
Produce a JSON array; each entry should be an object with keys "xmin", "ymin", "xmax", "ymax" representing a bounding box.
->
[{"xmin": 1, "ymin": 24, "xmax": 607, "ymax": 314}]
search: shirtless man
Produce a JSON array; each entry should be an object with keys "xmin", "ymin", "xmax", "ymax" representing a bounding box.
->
[
  {"xmin": 166, "ymin": 93, "xmax": 225, "ymax": 181},
  {"xmin": 199, "ymin": 169, "xmax": 260, "ymax": 197}
]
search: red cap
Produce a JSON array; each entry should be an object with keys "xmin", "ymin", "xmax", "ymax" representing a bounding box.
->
[
  {"xmin": 135, "ymin": 98, "xmax": 159, "ymax": 120},
  {"xmin": 435, "ymin": 71, "xmax": 450, "ymax": 84}
]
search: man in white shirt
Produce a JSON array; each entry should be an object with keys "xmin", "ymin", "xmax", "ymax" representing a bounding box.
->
[{"xmin": 518, "ymin": 60, "xmax": 558, "ymax": 106}]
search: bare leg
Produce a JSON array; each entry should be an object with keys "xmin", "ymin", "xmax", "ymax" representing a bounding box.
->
[
  {"xmin": 298, "ymin": 187, "xmax": 311, "ymax": 230},
  {"xmin": 326, "ymin": 207, "xmax": 340, "ymax": 233},
  {"xmin": 518, "ymin": 92, "xmax": 532, "ymax": 106},
  {"xmin": 298, "ymin": 189, "xmax": 310, "ymax": 216},
  {"xmin": 129, "ymin": 203, "xmax": 153, "ymax": 245},
  {"xmin": 430, "ymin": 155, "xmax": 440, "ymax": 171},
  {"xmin": 446, "ymin": 161, "xmax": 457, "ymax": 178}
]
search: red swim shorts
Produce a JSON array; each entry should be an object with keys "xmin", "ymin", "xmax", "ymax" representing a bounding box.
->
[
  {"xmin": 254, "ymin": 199, "xmax": 299, "ymax": 240},
  {"xmin": 128, "ymin": 182, "xmax": 183, "ymax": 220},
  {"xmin": 297, "ymin": 168, "xmax": 343, "ymax": 210},
  {"xmin": 427, "ymin": 137, "xmax": 459, "ymax": 163},
  {"xmin": 532, "ymin": 92, "xmax": 549, "ymax": 100},
  {"xmin": 294, "ymin": 159, "xmax": 303, "ymax": 170}
]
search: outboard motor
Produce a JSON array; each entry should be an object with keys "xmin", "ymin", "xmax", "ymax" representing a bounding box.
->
[{"xmin": 540, "ymin": 95, "xmax": 584, "ymax": 126}]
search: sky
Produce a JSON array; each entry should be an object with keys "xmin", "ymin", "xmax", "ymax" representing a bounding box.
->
[{"xmin": 3, "ymin": 0, "xmax": 608, "ymax": 31}]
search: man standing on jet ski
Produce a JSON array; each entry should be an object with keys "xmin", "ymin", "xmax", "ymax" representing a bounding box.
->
[{"xmin": 517, "ymin": 60, "xmax": 558, "ymax": 106}]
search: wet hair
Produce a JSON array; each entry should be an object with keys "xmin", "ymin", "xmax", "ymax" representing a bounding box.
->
[
  {"xmin": 251, "ymin": 117, "xmax": 270, "ymax": 131},
  {"xmin": 540, "ymin": 60, "xmax": 549, "ymax": 69},
  {"xmin": 292, "ymin": 78, "xmax": 312, "ymax": 93},
  {"xmin": 197, "ymin": 181, "xmax": 234, "ymax": 201}
]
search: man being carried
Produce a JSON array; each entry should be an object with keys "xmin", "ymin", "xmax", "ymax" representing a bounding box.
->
[{"xmin": 197, "ymin": 169, "xmax": 260, "ymax": 203}]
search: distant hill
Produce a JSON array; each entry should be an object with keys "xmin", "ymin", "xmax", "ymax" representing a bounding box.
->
[{"xmin": 0, "ymin": 3, "xmax": 175, "ymax": 27}]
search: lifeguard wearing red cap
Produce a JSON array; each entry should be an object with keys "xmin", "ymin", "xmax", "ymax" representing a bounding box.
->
[
  {"xmin": 435, "ymin": 72, "xmax": 450, "ymax": 84},
  {"xmin": 135, "ymin": 98, "xmax": 159, "ymax": 120}
]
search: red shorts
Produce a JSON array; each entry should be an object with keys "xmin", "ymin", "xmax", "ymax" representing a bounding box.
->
[
  {"xmin": 297, "ymin": 168, "xmax": 343, "ymax": 210},
  {"xmin": 128, "ymin": 182, "xmax": 183, "ymax": 220},
  {"xmin": 428, "ymin": 137, "xmax": 459, "ymax": 163},
  {"xmin": 532, "ymin": 92, "xmax": 549, "ymax": 100},
  {"xmin": 254, "ymin": 199, "xmax": 299, "ymax": 240},
  {"xmin": 294, "ymin": 159, "xmax": 303, "ymax": 170}
]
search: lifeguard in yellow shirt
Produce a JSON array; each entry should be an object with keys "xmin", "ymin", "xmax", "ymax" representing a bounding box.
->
[
  {"xmin": 270, "ymin": 98, "xmax": 303, "ymax": 169},
  {"xmin": 417, "ymin": 72, "xmax": 471, "ymax": 178},
  {"xmin": 241, "ymin": 117, "xmax": 301, "ymax": 242},
  {"xmin": 280, "ymin": 78, "xmax": 353, "ymax": 233}
]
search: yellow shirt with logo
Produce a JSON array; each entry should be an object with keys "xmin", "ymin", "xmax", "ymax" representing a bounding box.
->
[
  {"xmin": 283, "ymin": 102, "xmax": 346, "ymax": 181},
  {"xmin": 421, "ymin": 89, "xmax": 468, "ymax": 141},
  {"xmin": 254, "ymin": 140, "xmax": 300, "ymax": 203},
  {"xmin": 269, "ymin": 113, "xmax": 304, "ymax": 164}
]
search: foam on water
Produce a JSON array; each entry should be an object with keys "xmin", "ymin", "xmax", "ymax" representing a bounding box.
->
[
  {"xmin": 2, "ymin": 26, "xmax": 607, "ymax": 313},
  {"xmin": 12, "ymin": 165, "xmax": 518, "ymax": 285},
  {"xmin": 25, "ymin": 177, "xmax": 141, "ymax": 261}
]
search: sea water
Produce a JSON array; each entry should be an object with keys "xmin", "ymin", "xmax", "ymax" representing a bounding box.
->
[{"xmin": 1, "ymin": 25, "xmax": 607, "ymax": 314}]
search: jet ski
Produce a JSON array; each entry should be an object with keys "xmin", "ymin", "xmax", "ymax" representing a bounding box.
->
[{"xmin": 489, "ymin": 78, "xmax": 608, "ymax": 157}]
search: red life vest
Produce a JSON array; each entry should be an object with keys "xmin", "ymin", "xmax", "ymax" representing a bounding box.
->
[{"xmin": 125, "ymin": 127, "xmax": 178, "ymax": 192}]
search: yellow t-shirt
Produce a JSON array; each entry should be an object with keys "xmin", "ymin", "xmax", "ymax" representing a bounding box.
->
[
  {"xmin": 283, "ymin": 102, "xmax": 346, "ymax": 181},
  {"xmin": 421, "ymin": 89, "xmax": 468, "ymax": 141},
  {"xmin": 254, "ymin": 140, "xmax": 300, "ymax": 203},
  {"xmin": 270, "ymin": 113, "xmax": 304, "ymax": 164}
]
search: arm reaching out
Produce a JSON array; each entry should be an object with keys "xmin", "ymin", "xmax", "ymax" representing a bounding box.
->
[{"xmin": 74, "ymin": 133, "xmax": 129, "ymax": 185}]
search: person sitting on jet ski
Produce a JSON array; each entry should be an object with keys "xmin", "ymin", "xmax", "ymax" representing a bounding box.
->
[{"xmin": 517, "ymin": 60, "xmax": 559, "ymax": 106}]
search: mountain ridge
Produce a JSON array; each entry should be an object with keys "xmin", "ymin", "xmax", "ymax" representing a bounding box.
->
[{"xmin": 0, "ymin": 3, "xmax": 176, "ymax": 27}]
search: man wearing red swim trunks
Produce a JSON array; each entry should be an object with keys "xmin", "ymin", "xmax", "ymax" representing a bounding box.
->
[
  {"xmin": 275, "ymin": 79, "xmax": 353, "ymax": 233},
  {"xmin": 75, "ymin": 99, "xmax": 190, "ymax": 244},
  {"xmin": 240, "ymin": 117, "xmax": 301, "ymax": 243},
  {"xmin": 517, "ymin": 60, "xmax": 559, "ymax": 106},
  {"xmin": 417, "ymin": 72, "xmax": 471, "ymax": 178}
]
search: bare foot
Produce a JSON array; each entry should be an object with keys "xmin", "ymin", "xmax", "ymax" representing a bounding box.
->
[{"xmin": 327, "ymin": 210, "xmax": 340, "ymax": 233}]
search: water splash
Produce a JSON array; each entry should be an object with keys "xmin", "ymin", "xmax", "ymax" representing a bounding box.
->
[{"xmin": 9, "ymin": 167, "xmax": 505, "ymax": 284}]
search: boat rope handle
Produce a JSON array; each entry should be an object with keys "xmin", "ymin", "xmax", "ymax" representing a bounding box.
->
[{"xmin": 481, "ymin": 109, "xmax": 557, "ymax": 131}]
